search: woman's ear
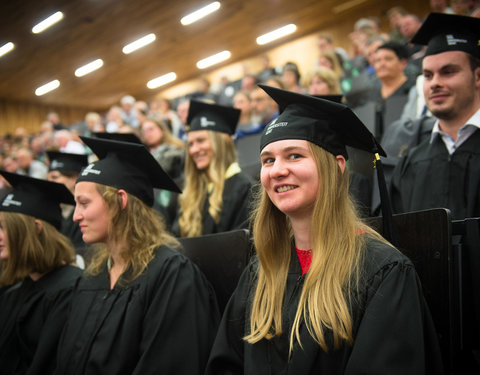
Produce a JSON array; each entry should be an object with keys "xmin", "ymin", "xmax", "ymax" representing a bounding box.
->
[
  {"xmin": 34, "ymin": 219, "xmax": 43, "ymax": 234},
  {"xmin": 117, "ymin": 189, "xmax": 128, "ymax": 210},
  {"xmin": 336, "ymin": 155, "xmax": 346, "ymax": 174}
]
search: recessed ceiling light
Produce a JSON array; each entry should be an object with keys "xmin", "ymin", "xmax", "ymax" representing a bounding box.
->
[
  {"xmin": 181, "ymin": 2, "xmax": 221, "ymax": 26},
  {"xmin": 0, "ymin": 42, "xmax": 14, "ymax": 58},
  {"xmin": 196, "ymin": 50, "xmax": 231, "ymax": 69},
  {"xmin": 75, "ymin": 59, "xmax": 104, "ymax": 77},
  {"xmin": 256, "ymin": 24, "xmax": 297, "ymax": 45},
  {"xmin": 32, "ymin": 11, "xmax": 64, "ymax": 34},
  {"xmin": 35, "ymin": 80, "xmax": 60, "ymax": 96},
  {"xmin": 122, "ymin": 33, "xmax": 156, "ymax": 54},
  {"xmin": 147, "ymin": 72, "xmax": 177, "ymax": 89}
]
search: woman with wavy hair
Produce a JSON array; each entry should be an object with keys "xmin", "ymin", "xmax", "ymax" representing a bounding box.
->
[
  {"xmin": 172, "ymin": 100, "xmax": 252, "ymax": 237},
  {"xmin": 206, "ymin": 86, "xmax": 443, "ymax": 374},
  {"xmin": 54, "ymin": 136, "xmax": 220, "ymax": 374},
  {"xmin": 0, "ymin": 172, "xmax": 82, "ymax": 374}
]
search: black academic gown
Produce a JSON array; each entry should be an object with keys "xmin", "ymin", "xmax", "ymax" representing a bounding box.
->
[
  {"xmin": 172, "ymin": 172, "xmax": 253, "ymax": 236},
  {"xmin": 0, "ymin": 265, "xmax": 82, "ymax": 375},
  {"xmin": 54, "ymin": 246, "xmax": 220, "ymax": 375},
  {"xmin": 391, "ymin": 129, "xmax": 480, "ymax": 220},
  {"xmin": 205, "ymin": 236, "xmax": 444, "ymax": 375}
]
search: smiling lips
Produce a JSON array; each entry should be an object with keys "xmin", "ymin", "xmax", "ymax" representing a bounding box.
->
[{"xmin": 276, "ymin": 185, "xmax": 297, "ymax": 193}]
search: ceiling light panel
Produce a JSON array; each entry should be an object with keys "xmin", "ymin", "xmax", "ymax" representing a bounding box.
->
[
  {"xmin": 32, "ymin": 11, "xmax": 64, "ymax": 34},
  {"xmin": 75, "ymin": 59, "xmax": 104, "ymax": 77},
  {"xmin": 196, "ymin": 50, "xmax": 231, "ymax": 69},
  {"xmin": 122, "ymin": 33, "xmax": 156, "ymax": 54},
  {"xmin": 35, "ymin": 80, "xmax": 60, "ymax": 96},
  {"xmin": 147, "ymin": 72, "xmax": 177, "ymax": 89},
  {"xmin": 0, "ymin": 42, "xmax": 14, "ymax": 58},
  {"xmin": 256, "ymin": 24, "xmax": 297, "ymax": 45},
  {"xmin": 181, "ymin": 2, "xmax": 221, "ymax": 26}
]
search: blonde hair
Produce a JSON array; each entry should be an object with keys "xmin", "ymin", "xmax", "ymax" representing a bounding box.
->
[
  {"xmin": 317, "ymin": 50, "xmax": 344, "ymax": 79},
  {"xmin": 142, "ymin": 117, "xmax": 185, "ymax": 150},
  {"xmin": 178, "ymin": 131, "xmax": 237, "ymax": 237},
  {"xmin": 86, "ymin": 184, "xmax": 180, "ymax": 281},
  {"xmin": 246, "ymin": 144, "xmax": 387, "ymax": 352},
  {"xmin": 0, "ymin": 212, "xmax": 76, "ymax": 287},
  {"xmin": 304, "ymin": 67, "xmax": 342, "ymax": 95}
]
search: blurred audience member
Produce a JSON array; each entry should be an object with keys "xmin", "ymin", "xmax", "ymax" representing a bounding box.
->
[
  {"xmin": 233, "ymin": 91, "xmax": 254, "ymax": 131},
  {"xmin": 15, "ymin": 148, "xmax": 48, "ymax": 179},
  {"xmin": 386, "ymin": 6, "xmax": 408, "ymax": 42},
  {"xmin": 54, "ymin": 130, "xmax": 86, "ymax": 154},
  {"xmin": 120, "ymin": 95, "xmax": 139, "ymax": 128},
  {"xmin": 281, "ymin": 62, "xmax": 305, "ymax": 93},
  {"xmin": 47, "ymin": 112, "xmax": 65, "ymax": 130},
  {"xmin": 304, "ymin": 67, "xmax": 342, "ymax": 96},
  {"xmin": 105, "ymin": 105, "xmax": 126, "ymax": 133}
]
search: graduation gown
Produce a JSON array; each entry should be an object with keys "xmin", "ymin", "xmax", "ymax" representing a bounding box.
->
[
  {"xmin": 0, "ymin": 265, "xmax": 82, "ymax": 375},
  {"xmin": 205, "ymin": 236, "xmax": 444, "ymax": 375},
  {"xmin": 54, "ymin": 245, "xmax": 220, "ymax": 375},
  {"xmin": 391, "ymin": 129, "xmax": 480, "ymax": 220},
  {"xmin": 172, "ymin": 171, "xmax": 252, "ymax": 236}
]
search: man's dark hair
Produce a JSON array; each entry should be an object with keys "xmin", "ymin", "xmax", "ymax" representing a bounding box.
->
[
  {"xmin": 468, "ymin": 54, "xmax": 480, "ymax": 71},
  {"xmin": 377, "ymin": 42, "xmax": 409, "ymax": 61}
]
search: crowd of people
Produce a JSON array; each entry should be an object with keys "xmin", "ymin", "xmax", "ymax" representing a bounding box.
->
[{"xmin": 1, "ymin": 3, "xmax": 480, "ymax": 374}]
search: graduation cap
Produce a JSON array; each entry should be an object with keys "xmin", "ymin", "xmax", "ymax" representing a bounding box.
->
[
  {"xmin": 187, "ymin": 100, "xmax": 241, "ymax": 135},
  {"xmin": 312, "ymin": 95, "xmax": 343, "ymax": 104},
  {"xmin": 76, "ymin": 136, "xmax": 181, "ymax": 207},
  {"xmin": 93, "ymin": 132, "xmax": 143, "ymax": 144},
  {"xmin": 47, "ymin": 151, "xmax": 89, "ymax": 174},
  {"xmin": 258, "ymin": 84, "xmax": 386, "ymax": 158},
  {"xmin": 258, "ymin": 85, "xmax": 396, "ymax": 243},
  {"xmin": 0, "ymin": 171, "xmax": 74, "ymax": 230},
  {"xmin": 411, "ymin": 12, "xmax": 480, "ymax": 59}
]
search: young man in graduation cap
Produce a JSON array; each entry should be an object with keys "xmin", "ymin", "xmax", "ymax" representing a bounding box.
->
[
  {"xmin": 172, "ymin": 100, "xmax": 253, "ymax": 237},
  {"xmin": 47, "ymin": 151, "xmax": 89, "ymax": 263},
  {"xmin": 0, "ymin": 171, "xmax": 81, "ymax": 374},
  {"xmin": 390, "ymin": 13, "xmax": 480, "ymax": 220},
  {"xmin": 54, "ymin": 136, "xmax": 220, "ymax": 375},
  {"xmin": 205, "ymin": 85, "xmax": 444, "ymax": 375}
]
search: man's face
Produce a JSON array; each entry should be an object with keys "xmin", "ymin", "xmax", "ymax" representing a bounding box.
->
[
  {"xmin": 423, "ymin": 51, "xmax": 480, "ymax": 121},
  {"xmin": 374, "ymin": 48, "xmax": 406, "ymax": 81},
  {"xmin": 400, "ymin": 16, "xmax": 420, "ymax": 39},
  {"xmin": 250, "ymin": 88, "xmax": 273, "ymax": 122}
]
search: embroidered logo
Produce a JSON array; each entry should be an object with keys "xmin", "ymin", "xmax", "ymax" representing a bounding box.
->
[
  {"xmin": 265, "ymin": 117, "xmax": 288, "ymax": 135},
  {"xmin": 446, "ymin": 34, "xmax": 468, "ymax": 46},
  {"xmin": 50, "ymin": 160, "xmax": 64, "ymax": 169},
  {"xmin": 2, "ymin": 194, "xmax": 22, "ymax": 207},
  {"xmin": 81, "ymin": 164, "xmax": 102, "ymax": 176},
  {"xmin": 200, "ymin": 117, "xmax": 216, "ymax": 127}
]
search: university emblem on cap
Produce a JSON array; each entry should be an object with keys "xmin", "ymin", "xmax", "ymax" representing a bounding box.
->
[
  {"xmin": 446, "ymin": 35, "xmax": 467, "ymax": 46},
  {"xmin": 50, "ymin": 160, "xmax": 64, "ymax": 169},
  {"xmin": 81, "ymin": 164, "xmax": 102, "ymax": 176},
  {"xmin": 2, "ymin": 194, "xmax": 22, "ymax": 207},
  {"xmin": 200, "ymin": 116, "xmax": 216, "ymax": 128},
  {"xmin": 264, "ymin": 117, "xmax": 288, "ymax": 136}
]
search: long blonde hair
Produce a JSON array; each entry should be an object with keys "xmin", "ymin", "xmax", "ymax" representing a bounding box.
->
[
  {"xmin": 0, "ymin": 212, "xmax": 75, "ymax": 287},
  {"xmin": 178, "ymin": 131, "xmax": 237, "ymax": 237},
  {"xmin": 86, "ymin": 184, "xmax": 180, "ymax": 281},
  {"xmin": 246, "ymin": 144, "xmax": 385, "ymax": 352}
]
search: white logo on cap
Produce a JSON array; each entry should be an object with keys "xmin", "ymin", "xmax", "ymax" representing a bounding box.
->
[
  {"xmin": 200, "ymin": 117, "xmax": 216, "ymax": 127},
  {"xmin": 81, "ymin": 164, "xmax": 102, "ymax": 176},
  {"xmin": 265, "ymin": 117, "xmax": 288, "ymax": 135},
  {"xmin": 2, "ymin": 194, "xmax": 22, "ymax": 207},
  {"xmin": 50, "ymin": 160, "xmax": 64, "ymax": 169},
  {"xmin": 446, "ymin": 34, "xmax": 467, "ymax": 46}
]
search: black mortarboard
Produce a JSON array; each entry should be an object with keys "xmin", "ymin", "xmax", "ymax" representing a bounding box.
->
[
  {"xmin": 411, "ymin": 12, "xmax": 480, "ymax": 59},
  {"xmin": 47, "ymin": 151, "xmax": 89, "ymax": 174},
  {"xmin": 0, "ymin": 171, "xmax": 74, "ymax": 229},
  {"xmin": 187, "ymin": 100, "xmax": 241, "ymax": 135},
  {"xmin": 93, "ymin": 132, "xmax": 143, "ymax": 144},
  {"xmin": 258, "ymin": 84, "xmax": 386, "ymax": 158},
  {"xmin": 76, "ymin": 136, "xmax": 181, "ymax": 206},
  {"xmin": 258, "ymin": 85, "xmax": 396, "ymax": 244}
]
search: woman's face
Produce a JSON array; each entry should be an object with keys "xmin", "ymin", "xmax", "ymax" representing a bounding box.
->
[
  {"xmin": 308, "ymin": 75, "xmax": 331, "ymax": 96},
  {"xmin": 141, "ymin": 120, "xmax": 163, "ymax": 147},
  {"xmin": 260, "ymin": 139, "xmax": 319, "ymax": 219},
  {"xmin": 73, "ymin": 182, "xmax": 110, "ymax": 244},
  {"xmin": 187, "ymin": 130, "xmax": 214, "ymax": 170},
  {"xmin": 0, "ymin": 216, "xmax": 9, "ymax": 260}
]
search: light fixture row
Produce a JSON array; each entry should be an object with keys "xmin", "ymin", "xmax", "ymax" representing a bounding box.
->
[{"xmin": 1, "ymin": 3, "xmax": 297, "ymax": 96}]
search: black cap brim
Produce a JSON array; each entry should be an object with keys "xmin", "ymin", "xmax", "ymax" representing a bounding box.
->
[{"xmin": 93, "ymin": 132, "xmax": 143, "ymax": 144}]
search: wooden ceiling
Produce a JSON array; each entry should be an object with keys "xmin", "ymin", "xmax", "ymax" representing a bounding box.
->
[{"xmin": 0, "ymin": 0, "xmax": 424, "ymax": 111}]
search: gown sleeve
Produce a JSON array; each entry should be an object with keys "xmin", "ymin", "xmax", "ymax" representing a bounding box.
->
[
  {"xmin": 132, "ymin": 253, "xmax": 221, "ymax": 375},
  {"xmin": 344, "ymin": 261, "xmax": 444, "ymax": 375},
  {"xmin": 205, "ymin": 262, "xmax": 255, "ymax": 375}
]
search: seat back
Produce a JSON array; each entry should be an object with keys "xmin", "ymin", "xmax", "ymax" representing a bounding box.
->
[{"xmin": 178, "ymin": 229, "xmax": 252, "ymax": 313}]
